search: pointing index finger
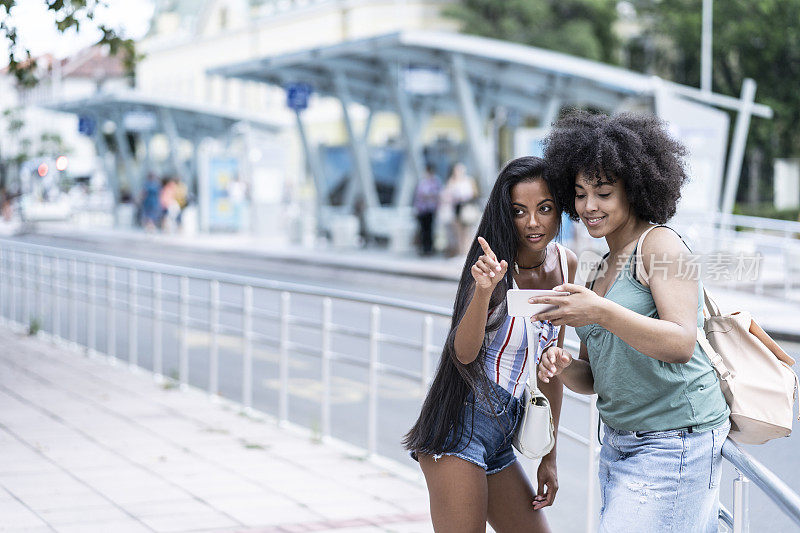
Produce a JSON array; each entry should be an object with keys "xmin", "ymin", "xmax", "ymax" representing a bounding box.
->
[{"xmin": 477, "ymin": 236, "xmax": 497, "ymax": 261}]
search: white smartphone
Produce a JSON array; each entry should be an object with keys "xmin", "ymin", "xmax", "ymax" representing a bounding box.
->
[{"xmin": 506, "ymin": 289, "xmax": 569, "ymax": 317}]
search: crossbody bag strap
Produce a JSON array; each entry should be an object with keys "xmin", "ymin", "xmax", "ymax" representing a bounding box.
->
[
  {"xmin": 524, "ymin": 317, "xmax": 539, "ymax": 391},
  {"xmin": 555, "ymin": 242, "xmax": 569, "ymax": 285},
  {"xmin": 696, "ymin": 327, "xmax": 732, "ymax": 380}
]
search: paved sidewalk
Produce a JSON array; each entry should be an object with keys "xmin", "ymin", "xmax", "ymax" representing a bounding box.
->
[{"xmin": 0, "ymin": 327, "xmax": 432, "ymax": 533}]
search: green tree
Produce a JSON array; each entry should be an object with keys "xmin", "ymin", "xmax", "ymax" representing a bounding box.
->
[
  {"xmin": 0, "ymin": 0, "xmax": 141, "ymax": 87},
  {"xmin": 632, "ymin": 0, "xmax": 800, "ymax": 187},
  {"xmin": 444, "ymin": 0, "xmax": 621, "ymax": 64}
]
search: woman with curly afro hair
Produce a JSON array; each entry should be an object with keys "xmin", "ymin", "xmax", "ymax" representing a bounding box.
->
[{"xmin": 530, "ymin": 111, "xmax": 730, "ymax": 532}]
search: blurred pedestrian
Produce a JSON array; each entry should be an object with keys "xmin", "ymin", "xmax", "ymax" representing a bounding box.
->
[
  {"xmin": 140, "ymin": 173, "xmax": 162, "ymax": 232},
  {"xmin": 413, "ymin": 164, "xmax": 442, "ymax": 255},
  {"xmin": 442, "ymin": 162, "xmax": 478, "ymax": 256},
  {"xmin": 159, "ymin": 177, "xmax": 180, "ymax": 232}
]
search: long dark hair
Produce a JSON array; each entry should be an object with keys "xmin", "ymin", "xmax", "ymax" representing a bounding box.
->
[{"xmin": 403, "ymin": 156, "xmax": 557, "ymax": 454}]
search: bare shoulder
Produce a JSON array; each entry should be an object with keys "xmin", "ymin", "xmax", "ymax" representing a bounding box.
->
[{"xmin": 641, "ymin": 225, "xmax": 689, "ymax": 257}]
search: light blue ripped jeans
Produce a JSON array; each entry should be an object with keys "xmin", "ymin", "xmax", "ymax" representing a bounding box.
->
[{"xmin": 598, "ymin": 421, "xmax": 730, "ymax": 533}]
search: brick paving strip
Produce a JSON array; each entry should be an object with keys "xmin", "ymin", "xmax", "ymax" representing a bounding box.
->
[{"xmin": 0, "ymin": 327, "xmax": 432, "ymax": 533}]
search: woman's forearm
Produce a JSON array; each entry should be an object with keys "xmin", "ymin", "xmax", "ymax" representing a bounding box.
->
[
  {"xmin": 453, "ymin": 286, "xmax": 492, "ymax": 364},
  {"xmin": 561, "ymin": 359, "xmax": 594, "ymax": 395},
  {"xmin": 596, "ymin": 299, "xmax": 695, "ymax": 363}
]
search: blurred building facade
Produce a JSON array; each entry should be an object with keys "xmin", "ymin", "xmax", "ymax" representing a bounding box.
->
[
  {"xmin": 135, "ymin": 0, "xmax": 462, "ymax": 243},
  {"xmin": 0, "ymin": 47, "xmax": 129, "ymax": 196}
]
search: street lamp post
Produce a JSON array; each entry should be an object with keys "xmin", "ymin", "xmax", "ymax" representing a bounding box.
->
[{"xmin": 701, "ymin": 0, "xmax": 713, "ymax": 92}]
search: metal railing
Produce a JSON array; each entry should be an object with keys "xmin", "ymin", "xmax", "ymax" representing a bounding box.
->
[
  {"xmin": 672, "ymin": 211, "xmax": 800, "ymax": 299},
  {"xmin": 0, "ymin": 237, "xmax": 797, "ymax": 532}
]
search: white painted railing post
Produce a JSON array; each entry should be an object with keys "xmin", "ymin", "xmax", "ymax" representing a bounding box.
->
[
  {"xmin": 209, "ymin": 280, "xmax": 220, "ymax": 397},
  {"xmin": 23, "ymin": 252, "xmax": 30, "ymax": 326},
  {"xmin": 242, "ymin": 285, "xmax": 253, "ymax": 410},
  {"xmin": 69, "ymin": 258, "xmax": 77, "ymax": 345},
  {"xmin": 733, "ymin": 471, "xmax": 751, "ymax": 533},
  {"xmin": 128, "ymin": 268, "xmax": 138, "ymax": 368},
  {"xmin": 321, "ymin": 297, "xmax": 332, "ymax": 439},
  {"xmin": 368, "ymin": 305, "xmax": 380, "ymax": 456},
  {"xmin": 153, "ymin": 272, "xmax": 163, "ymax": 381},
  {"xmin": 179, "ymin": 276, "xmax": 189, "ymax": 390},
  {"xmin": 279, "ymin": 291, "xmax": 290, "ymax": 424},
  {"xmin": 421, "ymin": 315, "xmax": 433, "ymax": 394},
  {"xmin": 587, "ymin": 396, "xmax": 600, "ymax": 533},
  {"xmin": 87, "ymin": 262, "xmax": 96, "ymax": 353},
  {"xmin": 107, "ymin": 265, "xmax": 116, "ymax": 362},
  {"xmin": 10, "ymin": 250, "xmax": 16, "ymax": 325}
]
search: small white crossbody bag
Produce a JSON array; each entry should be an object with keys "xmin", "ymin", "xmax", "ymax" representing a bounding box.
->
[
  {"xmin": 508, "ymin": 243, "xmax": 566, "ymax": 459},
  {"xmin": 512, "ymin": 317, "xmax": 556, "ymax": 459}
]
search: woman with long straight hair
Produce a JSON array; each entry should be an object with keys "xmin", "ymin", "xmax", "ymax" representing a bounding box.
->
[
  {"xmin": 403, "ymin": 156, "xmax": 577, "ymax": 533},
  {"xmin": 535, "ymin": 111, "xmax": 730, "ymax": 532}
]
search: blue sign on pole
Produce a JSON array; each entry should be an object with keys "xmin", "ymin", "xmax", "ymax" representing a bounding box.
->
[
  {"xmin": 286, "ymin": 83, "xmax": 313, "ymax": 111},
  {"xmin": 78, "ymin": 115, "xmax": 96, "ymax": 137}
]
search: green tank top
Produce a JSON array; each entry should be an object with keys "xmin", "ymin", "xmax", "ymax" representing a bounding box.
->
[{"xmin": 575, "ymin": 252, "xmax": 729, "ymax": 432}]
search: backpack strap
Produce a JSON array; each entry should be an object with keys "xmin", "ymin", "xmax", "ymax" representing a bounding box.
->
[
  {"xmin": 702, "ymin": 286, "xmax": 722, "ymax": 318},
  {"xmin": 631, "ymin": 225, "xmax": 665, "ymax": 286},
  {"xmin": 696, "ymin": 328, "xmax": 732, "ymax": 381},
  {"xmin": 632, "ymin": 225, "xmax": 695, "ymax": 286}
]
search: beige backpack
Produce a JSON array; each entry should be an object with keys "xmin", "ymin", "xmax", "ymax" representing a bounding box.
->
[
  {"xmin": 696, "ymin": 289, "xmax": 799, "ymax": 444},
  {"xmin": 634, "ymin": 225, "xmax": 800, "ymax": 445}
]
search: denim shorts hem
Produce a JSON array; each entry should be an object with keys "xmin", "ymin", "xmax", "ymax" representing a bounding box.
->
[
  {"xmin": 486, "ymin": 455, "xmax": 517, "ymax": 475},
  {"xmin": 435, "ymin": 451, "xmax": 488, "ymax": 470}
]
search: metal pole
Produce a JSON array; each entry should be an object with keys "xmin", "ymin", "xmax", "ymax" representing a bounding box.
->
[
  {"xmin": 23, "ymin": 251, "xmax": 29, "ymax": 327},
  {"xmin": 368, "ymin": 305, "xmax": 380, "ymax": 456},
  {"xmin": 0, "ymin": 248, "xmax": 4, "ymax": 324},
  {"xmin": 10, "ymin": 249, "xmax": 16, "ymax": 325},
  {"xmin": 128, "ymin": 268, "xmax": 138, "ymax": 368},
  {"xmin": 421, "ymin": 315, "xmax": 433, "ymax": 395},
  {"xmin": 321, "ymin": 297, "xmax": 332, "ymax": 439},
  {"xmin": 209, "ymin": 280, "xmax": 220, "ymax": 397},
  {"xmin": 279, "ymin": 292, "xmax": 290, "ymax": 424},
  {"xmin": 733, "ymin": 471, "xmax": 751, "ymax": 533},
  {"xmin": 333, "ymin": 73, "xmax": 380, "ymax": 210},
  {"xmin": 242, "ymin": 285, "xmax": 253, "ymax": 410},
  {"xmin": 701, "ymin": 0, "xmax": 713, "ymax": 93},
  {"xmin": 179, "ymin": 276, "xmax": 189, "ymax": 390},
  {"xmin": 30, "ymin": 253, "xmax": 37, "ymax": 324},
  {"xmin": 107, "ymin": 265, "xmax": 116, "ymax": 362},
  {"xmin": 52, "ymin": 256, "xmax": 59, "ymax": 338},
  {"xmin": 721, "ymin": 79, "xmax": 757, "ymax": 214},
  {"xmin": 69, "ymin": 258, "xmax": 77, "ymax": 344},
  {"xmin": 586, "ymin": 396, "xmax": 600, "ymax": 533},
  {"xmin": 87, "ymin": 262, "xmax": 96, "ymax": 353},
  {"xmin": 294, "ymin": 109, "xmax": 326, "ymax": 232},
  {"xmin": 451, "ymin": 53, "xmax": 492, "ymax": 192},
  {"xmin": 36, "ymin": 253, "xmax": 43, "ymax": 330},
  {"xmin": 153, "ymin": 272, "xmax": 163, "ymax": 380}
]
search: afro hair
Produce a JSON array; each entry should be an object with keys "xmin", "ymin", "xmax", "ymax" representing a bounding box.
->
[{"xmin": 543, "ymin": 110, "xmax": 689, "ymax": 224}]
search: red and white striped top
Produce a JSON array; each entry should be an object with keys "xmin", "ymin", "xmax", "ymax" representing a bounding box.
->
[{"xmin": 483, "ymin": 243, "xmax": 567, "ymax": 398}]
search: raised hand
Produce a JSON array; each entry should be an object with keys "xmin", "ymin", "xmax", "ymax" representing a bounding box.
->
[
  {"xmin": 471, "ymin": 236, "xmax": 508, "ymax": 292},
  {"xmin": 537, "ymin": 346, "xmax": 573, "ymax": 384}
]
